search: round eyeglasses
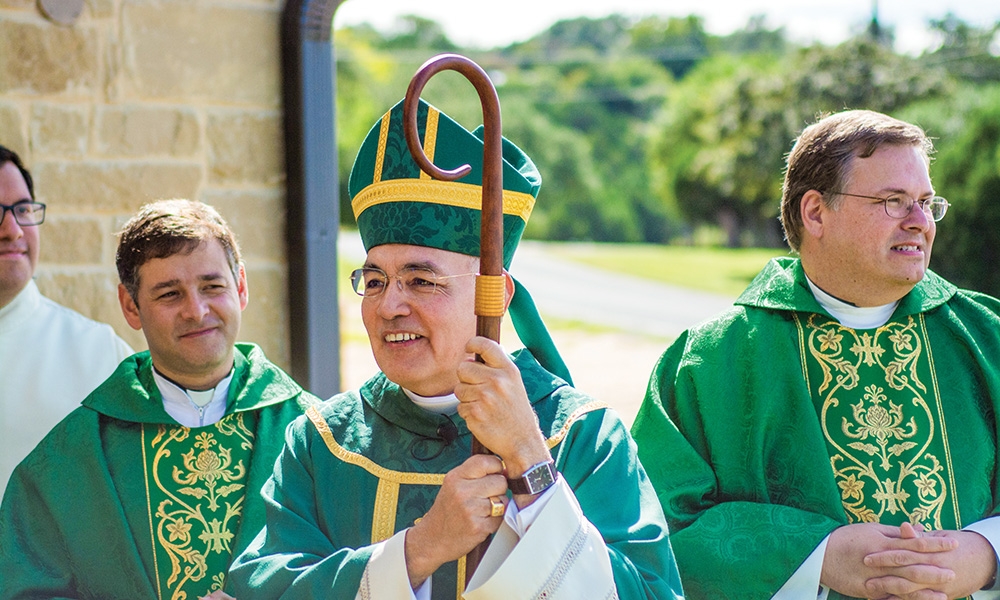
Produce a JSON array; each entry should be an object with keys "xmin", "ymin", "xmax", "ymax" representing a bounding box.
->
[
  {"xmin": 827, "ymin": 191, "xmax": 950, "ymax": 222},
  {"xmin": 350, "ymin": 267, "xmax": 477, "ymax": 298},
  {"xmin": 0, "ymin": 202, "xmax": 46, "ymax": 227}
]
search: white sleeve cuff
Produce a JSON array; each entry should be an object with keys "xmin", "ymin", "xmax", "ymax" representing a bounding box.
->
[
  {"xmin": 963, "ymin": 516, "xmax": 1000, "ymax": 598},
  {"xmin": 772, "ymin": 534, "xmax": 830, "ymax": 600},
  {"xmin": 464, "ymin": 477, "xmax": 615, "ymax": 599},
  {"xmin": 356, "ymin": 529, "xmax": 429, "ymax": 600},
  {"xmin": 502, "ymin": 476, "xmax": 562, "ymax": 537}
]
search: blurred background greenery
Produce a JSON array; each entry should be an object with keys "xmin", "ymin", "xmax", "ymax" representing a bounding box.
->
[{"xmin": 333, "ymin": 11, "xmax": 1000, "ymax": 295}]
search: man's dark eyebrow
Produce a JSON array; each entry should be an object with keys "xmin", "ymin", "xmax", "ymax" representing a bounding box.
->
[
  {"xmin": 402, "ymin": 261, "xmax": 439, "ymax": 272},
  {"xmin": 879, "ymin": 187, "xmax": 935, "ymax": 198},
  {"xmin": 147, "ymin": 272, "xmax": 227, "ymax": 293},
  {"xmin": 149, "ymin": 279, "xmax": 180, "ymax": 293},
  {"xmin": 361, "ymin": 261, "xmax": 440, "ymax": 272}
]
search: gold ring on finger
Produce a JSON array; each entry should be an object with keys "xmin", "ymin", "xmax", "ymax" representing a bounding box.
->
[{"xmin": 489, "ymin": 496, "xmax": 505, "ymax": 518}]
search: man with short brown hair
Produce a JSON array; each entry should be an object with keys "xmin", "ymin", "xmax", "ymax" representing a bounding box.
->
[
  {"xmin": 0, "ymin": 199, "xmax": 317, "ymax": 599},
  {"xmin": 634, "ymin": 109, "xmax": 1000, "ymax": 599}
]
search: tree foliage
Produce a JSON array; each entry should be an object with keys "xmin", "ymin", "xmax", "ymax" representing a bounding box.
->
[
  {"xmin": 335, "ymin": 13, "xmax": 1000, "ymax": 293},
  {"xmin": 898, "ymin": 84, "xmax": 1000, "ymax": 293},
  {"xmin": 650, "ymin": 38, "xmax": 950, "ymax": 246},
  {"xmin": 923, "ymin": 13, "xmax": 1000, "ymax": 83}
]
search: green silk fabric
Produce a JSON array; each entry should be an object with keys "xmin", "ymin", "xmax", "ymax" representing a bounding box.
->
[
  {"xmin": 0, "ymin": 343, "xmax": 318, "ymax": 599},
  {"xmin": 230, "ymin": 349, "xmax": 684, "ymax": 599},
  {"xmin": 354, "ymin": 202, "xmax": 530, "ymax": 272},
  {"xmin": 632, "ymin": 257, "xmax": 1000, "ymax": 600}
]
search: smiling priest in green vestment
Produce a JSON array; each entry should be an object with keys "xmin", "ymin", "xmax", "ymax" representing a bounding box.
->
[{"xmin": 0, "ymin": 200, "xmax": 318, "ymax": 599}]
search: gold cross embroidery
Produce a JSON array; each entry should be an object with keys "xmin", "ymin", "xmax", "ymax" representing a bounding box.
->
[{"xmin": 851, "ymin": 332, "xmax": 885, "ymax": 366}]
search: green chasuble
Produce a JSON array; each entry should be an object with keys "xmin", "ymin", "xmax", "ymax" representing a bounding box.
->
[
  {"xmin": 0, "ymin": 343, "xmax": 319, "ymax": 600},
  {"xmin": 631, "ymin": 257, "xmax": 1000, "ymax": 600},
  {"xmin": 229, "ymin": 349, "xmax": 684, "ymax": 599}
]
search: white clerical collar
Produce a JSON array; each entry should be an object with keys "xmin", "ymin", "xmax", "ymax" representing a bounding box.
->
[
  {"xmin": 805, "ymin": 276, "xmax": 898, "ymax": 330},
  {"xmin": 154, "ymin": 368, "xmax": 234, "ymax": 428},
  {"xmin": 402, "ymin": 388, "xmax": 460, "ymax": 415}
]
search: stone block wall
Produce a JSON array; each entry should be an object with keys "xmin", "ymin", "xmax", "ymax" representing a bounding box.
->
[{"xmin": 0, "ymin": 0, "xmax": 291, "ymax": 369}]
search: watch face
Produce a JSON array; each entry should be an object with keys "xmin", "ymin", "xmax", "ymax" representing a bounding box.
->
[
  {"xmin": 527, "ymin": 465, "xmax": 554, "ymax": 491},
  {"xmin": 518, "ymin": 461, "xmax": 556, "ymax": 495}
]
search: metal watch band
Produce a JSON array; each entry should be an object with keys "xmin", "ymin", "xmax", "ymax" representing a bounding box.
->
[{"xmin": 507, "ymin": 460, "xmax": 557, "ymax": 495}]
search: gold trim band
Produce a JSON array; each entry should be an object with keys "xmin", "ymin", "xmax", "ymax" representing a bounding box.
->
[
  {"xmin": 306, "ymin": 406, "xmax": 446, "ymax": 486},
  {"xmin": 920, "ymin": 313, "xmax": 961, "ymax": 526},
  {"xmin": 372, "ymin": 478, "xmax": 400, "ymax": 543},
  {"xmin": 352, "ymin": 179, "xmax": 535, "ymax": 223},
  {"xmin": 373, "ymin": 111, "xmax": 391, "ymax": 185},
  {"xmin": 307, "ymin": 402, "xmax": 610, "ymax": 469},
  {"xmin": 141, "ymin": 425, "xmax": 163, "ymax": 600},
  {"xmin": 456, "ymin": 556, "xmax": 467, "ymax": 597},
  {"xmin": 419, "ymin": 108, "xmax": 439, "ymax": 181},
  {"xmin": 305, "ymin": 400, "xmax": 609, "ymax": 552},
  {"xmin": 546, "ymin": 401, "xmax": 608, "ymax": 449}
]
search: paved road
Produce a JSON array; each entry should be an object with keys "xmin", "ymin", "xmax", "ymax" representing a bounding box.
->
[{"xmin": 338, "ymin": 231, "xmax": 735, "ymax": 340}]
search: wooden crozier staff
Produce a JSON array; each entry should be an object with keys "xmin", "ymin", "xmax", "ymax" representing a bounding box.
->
[{"xmin": 402, "ymin": 53, "xmax": 505, "ymax": 584}]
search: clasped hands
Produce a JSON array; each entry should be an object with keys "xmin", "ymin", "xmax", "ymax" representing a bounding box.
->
[{"xmin": 822, "ymin": 521, "xmax": 997, "ymax": 599}]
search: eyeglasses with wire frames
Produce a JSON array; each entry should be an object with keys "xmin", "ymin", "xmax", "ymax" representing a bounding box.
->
[
  {"xmin": 350, "ymin": 266, "xmax": 478, "ymax": 298},
  {"xmin": 0, "ymin": 201, "xmax": 46, "ymax": 227},
  {"xmin": 826, "ymin": 191, "xmax": 950, "ymax": 222}
]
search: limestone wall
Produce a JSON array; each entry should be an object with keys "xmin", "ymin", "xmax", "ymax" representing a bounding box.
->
[{"xmin": 0, "ymin": 0, "xmax": 291, "ymax": 369}]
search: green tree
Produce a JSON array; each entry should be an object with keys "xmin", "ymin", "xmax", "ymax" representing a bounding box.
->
[
  {"xmin": 650, "ymin": 53, "xmax": 789, "ymax": 246},
  {"xmin": 899, "ymin": 84, "xmax": 1000, "ymax": 295},
  {"xmin": 923, "ymin": 14, "xmax": 1000, "ymax": 83},
  {"xmin": 716, "ymin": 15, "xmax": 787, "ymax": 55},
  {"xmin": 334, "ymin": 11, "xmax": 979, "ymax": 249},
  {"xmin": 508, "ymin": 14, "xmax": 632, "ymax": 61},
  {"xmin": 651, "ymin": 37, "xmax": 949, "ymax": 247},
  {"xmin": 630, "ymin": 15, "xmax": 710, "ymax": 78},
  {"xmin": 486, "ymin": 16, "xmax": 680, "ymax": 241},
  {"xmin": 378, "ymin": 15, "xmax": 457, "ymax": 52}
]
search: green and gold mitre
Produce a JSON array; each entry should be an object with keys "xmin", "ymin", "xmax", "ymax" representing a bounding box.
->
[
  {"xmin": 348, "ymin": 97, "xmax": 537, "ymax": 270},
  {"xmin": 348, "ymin": 98, "xmax": 572, "ymax": 384}
]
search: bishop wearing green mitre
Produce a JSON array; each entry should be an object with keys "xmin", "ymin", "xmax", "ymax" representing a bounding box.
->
[{"xmin": 229, "ymin": 97, "xmax": 685, "ymax": 599}]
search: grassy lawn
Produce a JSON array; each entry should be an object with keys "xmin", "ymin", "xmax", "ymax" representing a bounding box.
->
[{"xmin": 545, "ymin": 242, "xmax": 791, "ymax": 298}]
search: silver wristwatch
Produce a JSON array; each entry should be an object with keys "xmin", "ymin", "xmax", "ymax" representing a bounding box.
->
[{"xmin": 507, "ymin": 460, "xmax": 557, "ymax": 495}]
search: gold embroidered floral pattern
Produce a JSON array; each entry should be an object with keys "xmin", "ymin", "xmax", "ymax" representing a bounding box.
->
[
  {"xmin": 143, "ymin": 414, "xmax": 255, "ymax": 600},
  {"xmin": 174, "ymin": 432, "xmax": 246, "ymax": 512},
  {"xmin": 802, "ymin": 314, "xmax": 957, "ymax": 530},
  {"xmin": 844, "ymin": 385, "xmax": 918, "ymax": 471}
]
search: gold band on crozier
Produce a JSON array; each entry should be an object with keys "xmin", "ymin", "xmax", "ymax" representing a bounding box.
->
[{"xmin": 475, "ymin": 275, "xmax": 506, "ymax": 317}]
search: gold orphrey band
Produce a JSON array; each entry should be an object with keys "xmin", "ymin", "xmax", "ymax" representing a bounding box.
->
[{"xmin": 475, "ymin": 275, "xmax": 506, "ymax": 317}]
